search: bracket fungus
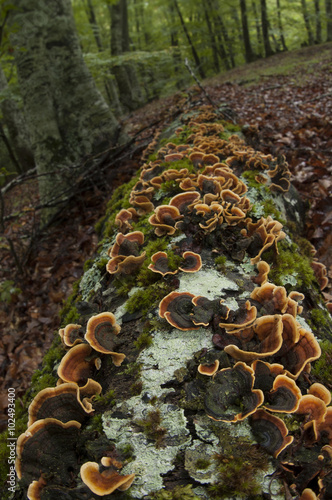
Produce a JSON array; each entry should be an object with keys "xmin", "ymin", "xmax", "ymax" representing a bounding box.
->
[
  {"xmin": 27, "ymin": 382, "xmax": 94, "ymax": 426},
  {"xmin": 159, "ymin": 291, "xmax": 199, "ymax": 330},
  {"xmin": 107, "ymin": 231, "xmax": 146, "ymax": 275},
  {"xmin": 80, "ymin": 461, "xmax": 135, "ymax": 496},
  {"xmin": 85, "ymin": 312, "xmax": 125, "ymax": 366},
  {"xmin": 57, "ymin": 343, "xmax": 96, "ymax": 385},
  {"xmin": 250, "ymin": 409, "xmax": 293, "ymax": 457},
  {"xmin": 16, "ymin": 418, "xmax": 81, "ymax": 484},
  {"xmin": 204, "ymin": 362, "xmax": 264, "ymax": 422}
]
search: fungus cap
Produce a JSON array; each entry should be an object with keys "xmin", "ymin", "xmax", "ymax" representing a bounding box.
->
[
  {"xmin": 85, "ymin": 312, "xmax": 125, "ymax": 366},
  {"xmin": 80, "ymin": 461, "xmax": 135, "ymax": 495},
  {"xmin": 250, "ymin": 409, "xmax": 293, "ymax": 458}
]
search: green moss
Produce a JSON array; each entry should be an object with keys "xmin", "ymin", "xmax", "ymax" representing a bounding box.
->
[
  {"xmin": 120, "ymin": 361, "xmax": 142, "ymax": 377},
  {"xmin": 130, "ymin": 380, "xmax": 143, "ymax": 395},
  {"xmin": 261, "ymin": 198, "xmax": 286, "ymax": 223},
  {"xmin": 83, "ymin": 258, "xmax": 94, "ymax": 272},
  {"xmin": 134, "ymin": 332, "xmax": 154, "ymax": 350},
  {"xmin": 265, "ymin": 241, "xmax": 315, "ymax": 290},
  {"xmin": 220, "ymin": 121, "xmax": 242, "ymax": 133},
  {"xmin": 151, "ymin": 484, "xmax": 201, "ymax": 499},
  {"xmin": 309, "ymin": 308, "xmax": 331, "ymax": 330},
  {"xmin": 93, "ymin": 389, "xmax": 116, "ymax": 408},
  {"xmin": 241, "ymin": 170, "xmax": 263, "ymax": 190},
  {"xmin": 59, "ymin": 280, "xmax": 81, "ymax": 325},
  {"xmin": 125, "ymin": 281, "xmax": 173, "ymax": 316},
  {"xmin": 90, "ymin": 414, "xmax": 103, "ymax": 433},
  {"xmin": 159, "ymin": 125, "xmax": 194, "ymax": 146},
  {"xmin": 195, "ymin": 458, "xmax": 211, "ymax": 470},
  {"xmin": 135, "ymin": 409, "xmax": 167, "ymax": 448},
  {"xmin": 311, "ymin": 340, "xmax": 332, "ymax": 385},
  {"xmin": 209, "ymin": 440, "xmax": 269, "ymax": 499}
]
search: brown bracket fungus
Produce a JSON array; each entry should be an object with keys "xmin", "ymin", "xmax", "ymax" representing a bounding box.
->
[
  {"xmin": 16, "ymin": 418, "xmax": 81, "ymax": 485},
  {"xmin": 204, "ymin": 362, "xmax": 264, "ymax": 422},
  {"xmin": 149, "ymin": 205, "xmax": 183, "ymax": 236},
  {"xmin": 57, "ymin": 343, "xmax": 96, "ymax": 385},
  {"xmin": 250, "ymin": 409, "xmax": 293, "ymax": 458},
  {"xmin": 159, "ymin": 291, "xmax": 199, "ymax": 330},
  {"xmin": 59, "ymin": 323, "xmax": 83, "ymax": 347},
  {"xmin": 27, "ymin": 382, "xmax": 94, "ymax": 427},
  {"xmin": 263, "ymin": 374, "xmax": 302, "ymax": 413},
  {"xmin": 224, "ymin": 314, "xmax": 283, "ymax": 362},
  {"xmin": 85, "ymin": 312, "xmax": 125, "ymax": 366},
  {"xmin": 198, "ymin": 359, "xmax": 220, "ymax": 376},
  {"xmin": 148, "ymin": 251, "xmax": 178, "ymax": 276},
  {"xmin": 80, "ymin": 461, "xmax": 135, "ymax": 496},
  {"xmin": 178, "ymin": 251, "xmax": 202, "ymax": 273}
]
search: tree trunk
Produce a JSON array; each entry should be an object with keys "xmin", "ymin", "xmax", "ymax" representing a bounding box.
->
[
  {"xmin": 8, "ymin": 0, "xmax": 121, "ymax": 223},
  {"xmin": 13, "ymin": 107, "xmax": 332, "ymax": 500},
  {"xmin": 172, "ymin": 0, "xmax": 206, "ymax": 80},
  {"xmin": 260, "ymin": 0, "xmax": 274, "ymax": 56},
  {"xmin": 168, "ymin": 1, "xmax": 187, "ymax": 90},
  {"xmin": 81, "ymin": 0, "xmax": 122, "ymax": 115},
  {"xmin": 326, "ymin": 0, "xmax": 332, "ymax": 40},
  {"xmin": 109, "ymin": 0, "xmax": 144, "ymax": 112},
  {"xmin": 0, "ymin": 64, "xmax": 34, "ymax": 173},
  {"xmin": 301, "ymin": 0, "xmax": 315, "ymax": 45},
  {"xmin": 239, "ymin": 0, "xmax": 256, "ymax": 62},
  {"xmin": 252, "ymin": 0, "xmax": 263, "ymax": 56},
  {"xmin": 208, "ymin": 0, "xmax": 234, "ymax": 69},
  {"xmin": 276, "ymin": 0, "xmax": 288, "ymax": 51},
  {"xmin": 202, "ymin": 0, "xmax": 220, "ymax": 73},
  {"xmin": 314, "ymin": 0, "xmax": 322, "ymax": 43}
]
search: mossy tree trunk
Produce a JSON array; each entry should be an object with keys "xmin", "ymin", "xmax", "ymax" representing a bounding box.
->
[
  {"xmin": 8, "ymin": 0, "xmax": 121, "ymax": 223},
  {"xmin": 10, "ymin": 106, "xmax": 332, "ymax": 500}
]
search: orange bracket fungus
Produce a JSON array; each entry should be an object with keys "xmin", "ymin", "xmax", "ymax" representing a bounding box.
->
[
  {"xmin": 85, "ymin": 312, "xmax": 125, "ymax": 366},
  {"xmin": 27, "ymin": 382, "xmax": 94, "ymax": 426},
  {"xmin": 80, "ymin": 461, "xmax": 135, "ymax": 496}
]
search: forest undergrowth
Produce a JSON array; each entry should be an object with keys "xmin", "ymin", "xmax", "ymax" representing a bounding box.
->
[{"xmin": 0, "ymin": 42, "xmax": 331, "ymax": 431}]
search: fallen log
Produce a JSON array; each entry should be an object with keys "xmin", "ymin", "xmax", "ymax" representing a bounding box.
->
[{"xmin": 11, "ymin": 106, "xmax": 332, "ymax": 500}]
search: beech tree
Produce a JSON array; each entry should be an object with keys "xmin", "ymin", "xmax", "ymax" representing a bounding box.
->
[{"xmin": 8, "ymin": 0, "xmax": 122, "ymax": 222}]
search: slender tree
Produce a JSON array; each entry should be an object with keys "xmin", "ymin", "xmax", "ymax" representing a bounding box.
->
[
  {"xmin": 252, "ymin": 0, "xmax": 263, "ymax": 56},
  {"xmin": 260, "ymin": 0, "xmax": 274, "ymax": 56},
  {"xmin": 208, "ymin": 0, "xmax": 234, "ymax": 69},
  {"xmin": 276, "ymin": 0, "xmax": 288, "ymax": 51},
  {"xmin": 314, "ymin": 0, "xmax": 322, "ymax": 43},
  {"xmin": 172, "ymin": 0, "xmax": 206, "ymax": 79},
  {"xmin": 109, "ymin": 0, "xmax": 144, "ymax": 112},
  {"xmin": 0, "ymin": 63, "xmax": 34, "ymax": 173},
  {"xmin": 327, "ymin": 0, "xmax": 332, "ymax": 40},
  {"xmin": 8, "ymin": 0, "xmax": 122, "ymax": 222},
  {"xmin": 239, "ymin": 0, "xmax": 256, "ymax": 62},
  {"xmin": 202, "ymin": 0, "xmax": 220, "ymax": 72},
  {"xmin": 301, "ymin": 0, "xmax": 314, "ymax": 45}
]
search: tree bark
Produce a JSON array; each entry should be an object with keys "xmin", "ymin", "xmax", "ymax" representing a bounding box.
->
[
  {"xmin": 0, "ymin": 63, "xmax": 34, "ymax": 173},
  {"xmin": 260, "ymin": 0, "xmax": 274, "ymax": 56},
  {"xmin": 8, "ymin": 0, "xmax": 121, "ymax": 223},
  {"xmin": 239, "ymin": 0, "xmax": 256, "ymax": 62}
]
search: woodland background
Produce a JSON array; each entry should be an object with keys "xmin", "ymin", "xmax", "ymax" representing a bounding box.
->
[{"xmin": 0, "ymin": 0, "xmax": 331, "ymax": 444}]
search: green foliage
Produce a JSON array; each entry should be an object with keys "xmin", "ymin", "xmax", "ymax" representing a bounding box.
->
[
  {"xmin": 0, "ymin": 280, "xmax": 21, "ymax": 303},
  {"xmin": 215, "ymin": 255, "xmax": 227, "ymax": 273},
  {"xmin": 125, "ymin": 280, "xmax": 173, "ymax": 316}
]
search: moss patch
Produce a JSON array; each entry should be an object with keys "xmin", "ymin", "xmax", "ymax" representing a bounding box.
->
[
  {"xmin": 135, "ymin": 409, "xmax": 167, "ymax": 448},
  {"xmin": 311, "ymin": 340, "xmax": 332, "ymax": 386}
]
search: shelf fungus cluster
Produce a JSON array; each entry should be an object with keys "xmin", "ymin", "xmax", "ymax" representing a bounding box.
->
[
  {"xmin": 15, "ymin": 312, "xmax": 130, "ymax": 498},
  {"xmin": 16, "ymin": 107, "xmax": 332, "ymax": 499}
]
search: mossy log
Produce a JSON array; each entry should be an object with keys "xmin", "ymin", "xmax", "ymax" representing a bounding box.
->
[{"xmin": 12, "ymin": 106, "xmax": 332, "ymax": 500}]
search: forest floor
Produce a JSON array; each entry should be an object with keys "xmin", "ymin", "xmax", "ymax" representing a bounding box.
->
[{"xmin": 0, "ymin": 42, "xmax": 331, "ymax": 431}]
